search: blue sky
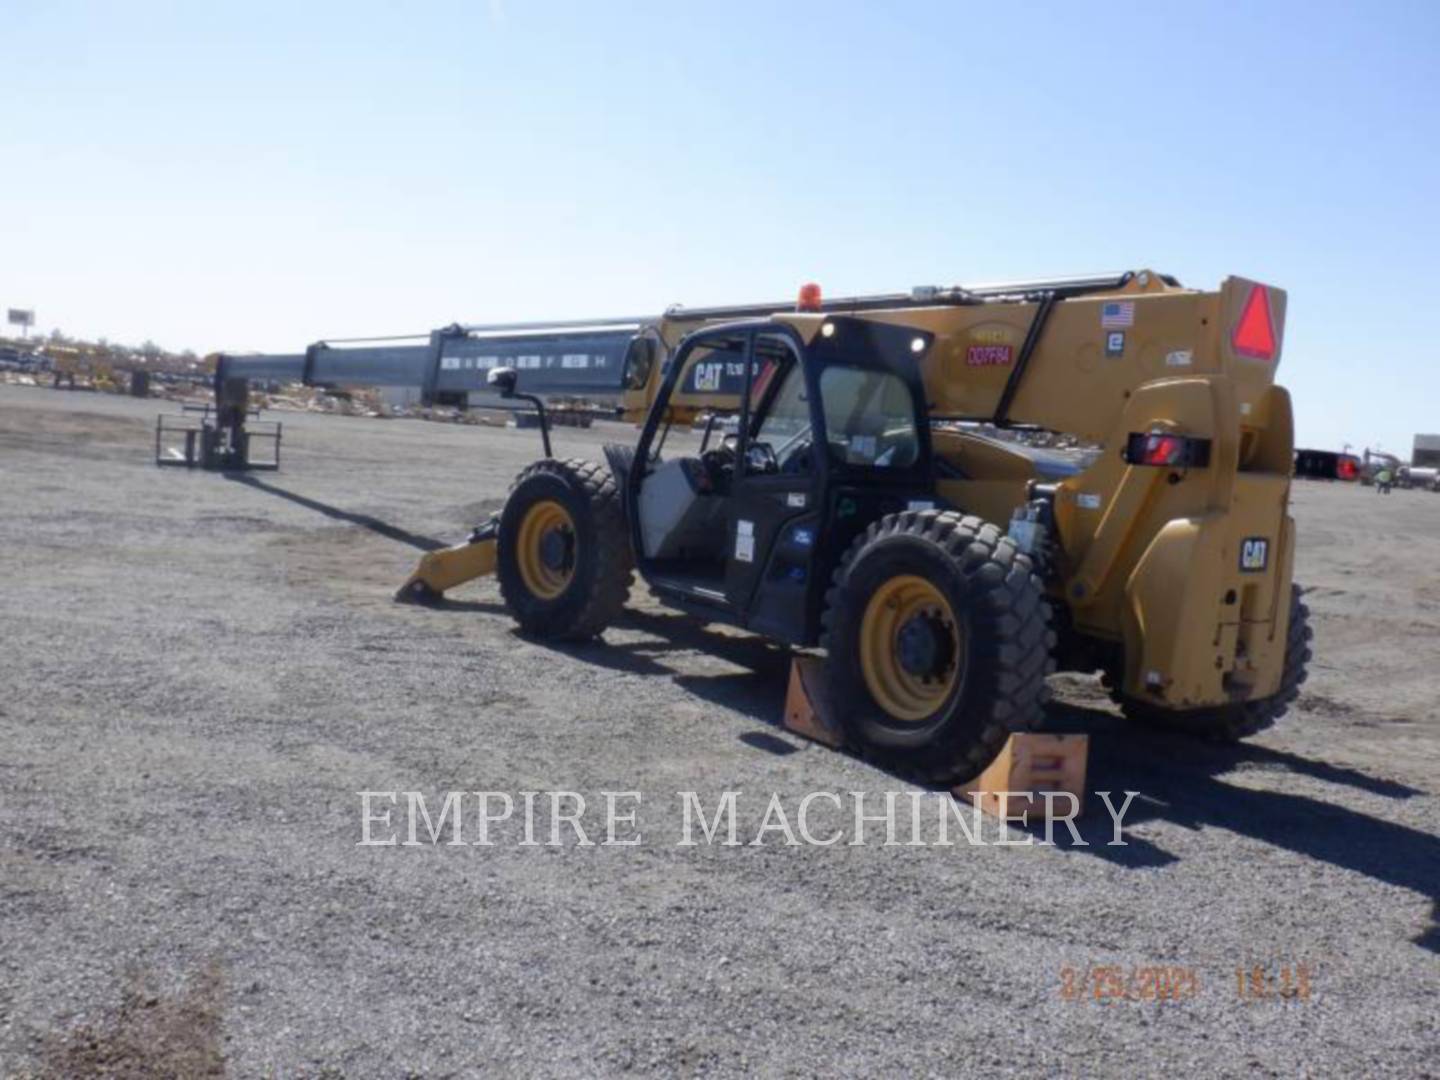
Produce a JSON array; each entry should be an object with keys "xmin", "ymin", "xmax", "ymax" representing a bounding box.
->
[{"xmin": 3, "ymin": 0, "xmax": 1437, "ymax": 453}]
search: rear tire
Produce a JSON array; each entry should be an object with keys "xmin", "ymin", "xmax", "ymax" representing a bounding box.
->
[
  {"xmin": 497, "ymin": 459, "xmax": 633, "ymax": 640},
  {"xmin": 1115, "ymin": 584, "xmax": 1312, "ymax": 741},
  {"xmin": 820, "ymin": 510, "xmax": 1054, "ymax": 785}
]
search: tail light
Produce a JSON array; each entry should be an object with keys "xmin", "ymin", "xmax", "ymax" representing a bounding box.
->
[{"xmin": 1124, "ymin": 431, "xmax": 1212, "ymax": 468}]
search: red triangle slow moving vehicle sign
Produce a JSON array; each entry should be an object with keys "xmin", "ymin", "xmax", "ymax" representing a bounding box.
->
[{"xmin": 1232, "ymin": 285, "xmax": 1276, "ymax": 360}]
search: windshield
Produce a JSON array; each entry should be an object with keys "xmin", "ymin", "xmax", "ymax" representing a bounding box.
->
[{"xmin": 752, "ymin": 361, "xmax": 920, "ymax": 471}]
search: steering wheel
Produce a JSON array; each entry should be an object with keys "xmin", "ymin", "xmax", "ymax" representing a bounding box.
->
[
  {"xmin": 745, "ymin": 441, "xmax": 779, "ymax": 475},
  {"xmin": 701, "ymin": 440, "xmax": 735, "ymax": 488},
  {"xmin": 780, "ymin": 444, "xmax": 814, "ymax": 475}
]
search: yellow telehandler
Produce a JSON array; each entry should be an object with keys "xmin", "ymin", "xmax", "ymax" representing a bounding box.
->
[{"xmin": 400, "ymin": 270, "xmax": 1313, "ymax": 782}]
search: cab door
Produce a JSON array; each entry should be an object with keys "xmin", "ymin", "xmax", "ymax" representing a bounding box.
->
[
  {"xmin": 729, "ymin": 318, "xmax": 937, "ymax": 644},
  {"xmin": 724, "ymin": 329, "xmax": 827, "ymax": 643},
  {"xmin": 625, "ymin": 324, "xmax": 757, "ymax": 620}
]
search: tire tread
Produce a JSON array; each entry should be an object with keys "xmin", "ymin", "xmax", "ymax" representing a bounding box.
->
[
  {"xmin": 819, "ymin": 510, "xmax": 1055, "ymax": 784},
  {"xmin": 497, "ymin": 458, "xmax": 634, "ymax": 640}
]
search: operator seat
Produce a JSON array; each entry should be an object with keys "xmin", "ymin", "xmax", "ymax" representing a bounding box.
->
[{"xmin": 638, "ymin": 456, "xmax": 728, "ymax": 561}]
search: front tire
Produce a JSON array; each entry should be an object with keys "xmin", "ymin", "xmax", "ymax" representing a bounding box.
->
[
  {"xmin": 497, "ymin": 459, "xmax": 633, "ymax": 640},
  {"xmin": 820, "ymin": 511, "xmax": 1054, "ymax": 784}
]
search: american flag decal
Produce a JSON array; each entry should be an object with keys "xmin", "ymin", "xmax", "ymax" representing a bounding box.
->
[{"xmin": 1101, "ymin": 301, "xmax": 1135, "ymax": 329}]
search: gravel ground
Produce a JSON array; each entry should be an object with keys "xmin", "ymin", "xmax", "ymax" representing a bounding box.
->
[{"xmin": 1, "ymin": 384, "xmax": 1436, "ymax": 1077}]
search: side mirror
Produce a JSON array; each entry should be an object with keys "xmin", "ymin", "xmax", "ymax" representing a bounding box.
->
[
  {"xmin": 487, "ymin": 366, "xmax": 517, "ymax": 398},
  {"xmin": 622, "ymin": 336, "xmax": 656, "ymax": 391}
]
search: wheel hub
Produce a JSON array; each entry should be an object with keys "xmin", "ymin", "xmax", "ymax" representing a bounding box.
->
[
  {"xmin": 896, "ymin": 612, "xmax": 955, "ymax": 680},
  {"xmin": 857, "ymin": 574, "xmax": 965, "ymax": 722},
  {"xmin": 515, "ymin": 499, "xmax": 577, "ymax": 600},
  {"xmin": 539, "ymin": 528, "xmax": 572, "ymax": 572}
]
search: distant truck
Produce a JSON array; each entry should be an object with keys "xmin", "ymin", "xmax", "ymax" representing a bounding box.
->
[
  {"xmin": 1397, "ymin": 465, "xmax": 1440, "ymax": 491},
  {"xmin": 1415, "ymin": 434, "xmax": 1440, "ymax": 469}
]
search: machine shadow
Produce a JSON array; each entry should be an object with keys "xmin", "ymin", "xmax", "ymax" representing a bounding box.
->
[
  {"xmin": 426, "ymin": 596, "xmax": 798, "ymax": 710},
  {"xmin": 560, "ymin": 610, "xmax": 1440, "ymax": 945},
  {"xmin": 1417, "ymin": 904, "xmax": 1440, "ymax": 954},
  {"xmin": 225, "ymin": 474, "xmax": 447, "ymax": 552},
  {"xmin": 344, "ymin": 548, "xmax": 1439, "ymax": 950},
  {"xmin": 558, "ymin": 606, "xmax": 796, "ymax": 696},
  {"xmin": 1042, "ymin": 700, "xmax": 1438, "ymax": 948}
]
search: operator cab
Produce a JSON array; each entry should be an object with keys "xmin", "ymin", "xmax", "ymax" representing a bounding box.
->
[{"xmin": 621, "ymin": 316, "xmax": 936, "ymax": 644}]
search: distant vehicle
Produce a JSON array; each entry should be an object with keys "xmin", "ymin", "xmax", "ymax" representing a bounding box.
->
[
  {"xmin": 1414, "ymin": 434, "xmax": 1440, "ymax": 469},
  {"xmin": 1397, "ymin": 465, "xmax": 1440, "ymax": 492},
  {"xmin": 1294, "ymin": 449, "xmax": 1359, "ymax": 481}
]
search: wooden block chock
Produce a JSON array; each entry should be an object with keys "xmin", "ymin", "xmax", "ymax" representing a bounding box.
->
[
  {"xmin": 783, "ymin": 657, "xmax": 1090, "ymax": 827},
  {"xmin": 960, "ymin": 733, "xmax": 1089, "ymax": 822},
  {"xmin": 782, "ymin": 656, "xmax": 845, "ymax": 748}
]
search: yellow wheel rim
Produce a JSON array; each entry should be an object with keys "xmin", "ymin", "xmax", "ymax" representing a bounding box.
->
[
  {"xmin": 515, "ymin": 500, "xmax": 576, "ymax": 600},
  {"xmin": 859, "ymin": 574, "xmax": 963, "ymax": 722}
]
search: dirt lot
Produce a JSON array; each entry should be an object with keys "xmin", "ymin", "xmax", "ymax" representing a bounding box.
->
[{"xmin": 1, "ymin": 384, "xmax": 1436, "ymax": 1077}]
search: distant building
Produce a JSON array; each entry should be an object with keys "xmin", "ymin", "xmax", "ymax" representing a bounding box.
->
[{"xmin": 1415, "ymin": 434, "xmax": 1440, "ymax": 468}]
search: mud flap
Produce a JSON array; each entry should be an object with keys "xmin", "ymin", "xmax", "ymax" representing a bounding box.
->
[
  {"xmin": 1123, "ymin": 510, "xmax": 1287, "ymax": 708},
  {"xmin": 1123, "ymin": 516, "xmax": 1229, "ymax": 706}
]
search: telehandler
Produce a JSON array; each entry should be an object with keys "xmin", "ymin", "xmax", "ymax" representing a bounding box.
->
[{"xmin": 400, "ymin": 270, "xmax": 1313, "ymax": 783}]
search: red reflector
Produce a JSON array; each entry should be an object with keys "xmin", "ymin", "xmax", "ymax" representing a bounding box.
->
[
  {"xmin": 1144, "ymin": 435, "xmax": 1183, "ymax": 465},
  {"xmin": 796, "ymin": 282, "xmax": 823, "ymax": 312},
  {"xmin": 1124, "ymin": 431, "xmax": 1212, "ymax": 468},
  {"xmin": 1232, "ymin": 285, "xmax": 1276, "ymax": 360}
]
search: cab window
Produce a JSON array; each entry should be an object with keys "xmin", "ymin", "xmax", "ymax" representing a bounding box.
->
[
  {"xmin": 819, "ymin": 366, "xmax": 919, "ymax": 468},
  {"xmin": 753, "ymin": 361, "xmax": 812, "ymax": 471}
]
